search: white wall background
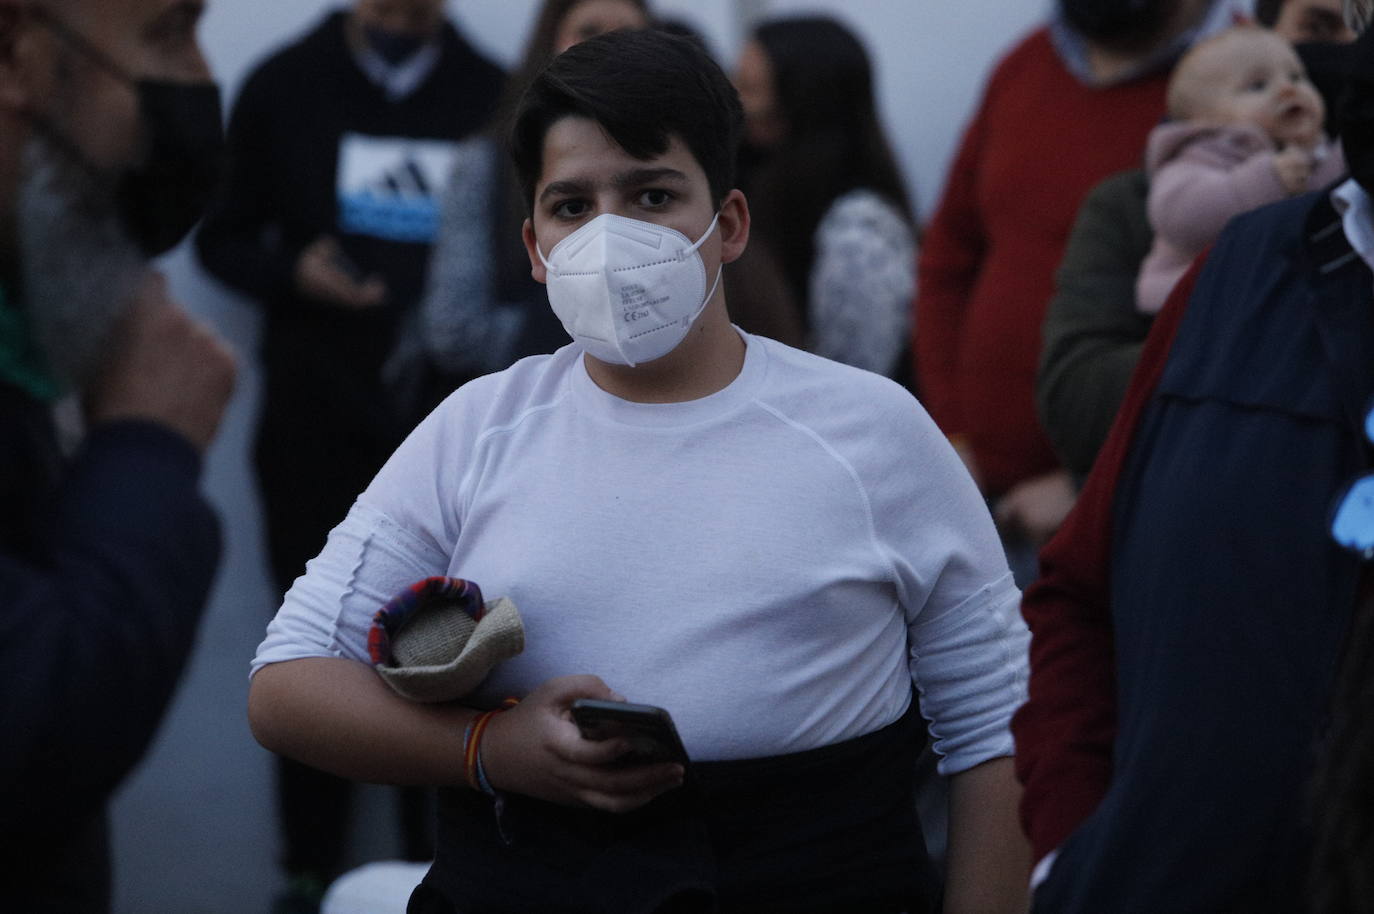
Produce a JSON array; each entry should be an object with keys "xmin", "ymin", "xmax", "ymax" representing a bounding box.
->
[{"xmin": 110, "ymin": 3, "xmax": 1052, "ymax": 913}]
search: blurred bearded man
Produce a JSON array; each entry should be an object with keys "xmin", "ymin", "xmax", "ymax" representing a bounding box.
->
[
  {"xmin": 0, "ymin": 1, "xmax": 236, "ymax": 910},
  {"xmin": 913, "ymin": 0, "xmax": 1247, "ymax": 578}
]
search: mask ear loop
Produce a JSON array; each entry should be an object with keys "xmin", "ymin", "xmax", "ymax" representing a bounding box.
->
[
  {"xmin": 688, "ymin": 265, "xmax": 724, "ymax": 322},
  {"xmin": 682, "ymin": 211, "xmax": 722, "ymax": 260},
  {"xmin": 679, "ymin": 211, "xmax": 725, "ymax": 330}
]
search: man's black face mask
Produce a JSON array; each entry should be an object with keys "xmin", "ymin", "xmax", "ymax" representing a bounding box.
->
[
  {"xmin": 118, "ymin": 79, "xmax": 225, "ymax": 256},
  {"xmin": 1341, "ymin": 26, "xmax": 1374, "ymax": 194},
  {"xmin": 1059, "ymin": 0, "xmax": 1178, "ymax": 53},
  {"xmin": 1297, "ymin": 41, "xmax": 1357, "ymax": 136},
  {"xmin": 29, "ymin": 7, "xmax": 225, "ymax": 257}
]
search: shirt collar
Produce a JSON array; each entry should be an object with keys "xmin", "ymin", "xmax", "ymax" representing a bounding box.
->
[
  {"xmin": 1332, "ymin": 178, "xmax": 1374, "ymax": 278},
  {"xmin": 1049, "ymin": 0, "xmax": 1246, "ymax": 87},
  {"xmin": 353, "ymin": 40, "xmax": 442, "ymax": 102}
]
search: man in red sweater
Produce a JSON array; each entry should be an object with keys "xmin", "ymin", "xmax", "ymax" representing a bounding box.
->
[{"xmin": 914, "ymin": 0, "xmax": 1243, "ymax": 568}]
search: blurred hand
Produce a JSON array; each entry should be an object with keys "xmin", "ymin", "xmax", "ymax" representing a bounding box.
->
[
  {"xmin": 294, "ymin": 236, "xmax": 388, "ymax": 309},
  {"xmin": 994, "ymin": 470, "xmax": 1077, "ymax": 547},
  {"xmin": 87, "ymin": 272, "xmax": 237, "ymax": 453},
  {"xmin": 482, "ymin": 675, "xmax": 686, "ymax": 813},
  {"xmin": 1273, "ymin": 145, "xmax": 1315, "ymax": 196}
]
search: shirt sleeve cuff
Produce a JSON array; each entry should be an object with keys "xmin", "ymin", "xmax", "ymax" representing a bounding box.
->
[{"xmin": 1030, "ymin": 848, "xmax": 1060, "ymax": 891}]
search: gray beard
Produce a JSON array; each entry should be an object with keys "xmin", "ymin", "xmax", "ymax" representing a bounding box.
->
[{"xmin": 16, "ymin": 132, "xmax": 144, "ymax": 393}]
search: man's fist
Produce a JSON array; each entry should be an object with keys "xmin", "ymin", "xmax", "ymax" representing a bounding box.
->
[{"xmin": 87, "ymin": 273, "xmax": 237, "ymax": 453}]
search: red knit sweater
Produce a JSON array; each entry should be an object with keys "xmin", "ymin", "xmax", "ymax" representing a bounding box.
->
[{"xmin": 915, "ymin": 27, "xmax": 1170, "ymax": 495}]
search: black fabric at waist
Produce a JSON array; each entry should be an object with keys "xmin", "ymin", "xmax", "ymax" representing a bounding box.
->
[{"xmin": 421, "ymin": 700, "xmax": 937, "ymax": 914}]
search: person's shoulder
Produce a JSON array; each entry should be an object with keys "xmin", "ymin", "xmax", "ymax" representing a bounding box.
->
[
  {"xmin": 237, "ymin": 13, "xmax": 345, "ymax": 96},
  {"xmin": 431, "ymin": 345, "xmax": 579, "ymax": 433},
  {"xmin": 754, "ymin": 336, "xmax": 920, "ymax": 419},
  {"xmin": 1214, "ymin": 189, "xmax": 1319, "ymax": 256},
  {"xmin": 1175, "ymin": 192, "xmax": 1326, "ymax": 347},
  {"xmin": 750, "ymin": 338, "xmax": 948, "ymax": 480},
  {"xmin": 1092, "ymin": 167, "xmax": 1149, "ymax": 201},
  {"xmin": 817, "ymin": 190, "xmax": 912, "ymax": 237},
  {"xmin": 1078, "ymin": 168, "xmax": 1149, "ymax": 227},
  {"xmin": 436, "ymin": 19, "xmax": 505, "ymax": 85},
  {"xmin": 988, "ymin": 25, "xmax": 1057, "ymax": 84},
  {"xmin": 1161, "ymin": 191, "xmax": 1343, "ymax": 414}
]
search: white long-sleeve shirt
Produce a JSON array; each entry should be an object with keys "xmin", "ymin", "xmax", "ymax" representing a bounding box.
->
[{"xmin": 253, "ymin": 332, "xmax": 1027, "ymax": 773}]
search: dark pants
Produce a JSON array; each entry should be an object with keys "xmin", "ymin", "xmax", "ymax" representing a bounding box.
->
[{"xmin": 411, "ymin": 703, "xmax": 938, "ymax": 914}]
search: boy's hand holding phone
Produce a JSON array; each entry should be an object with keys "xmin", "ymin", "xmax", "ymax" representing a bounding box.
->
[
  {"xmin": 571, "ymin": 698, "xmax": 690, "ymax": 766},
  {"xmin": 481, "ymin": 675, "xmax": 685, "ymax": 814}
]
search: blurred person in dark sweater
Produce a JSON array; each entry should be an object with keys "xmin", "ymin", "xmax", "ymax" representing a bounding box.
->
[
  {"xmin": 193, "ymin": 2, "xmax": 502, "ymax": 910},
  {"xmin": 0, "ymin": 0, "xmax": 235, "ymax": 910}
]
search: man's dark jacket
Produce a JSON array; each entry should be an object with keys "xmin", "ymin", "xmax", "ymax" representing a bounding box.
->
[
  {"xmin": 0, "ymin": 379, "xmax": 220, "ymax": 912},
  {"xmin": 1021, "ymin": 191, "xmax": 1372, "ymax": 913}
]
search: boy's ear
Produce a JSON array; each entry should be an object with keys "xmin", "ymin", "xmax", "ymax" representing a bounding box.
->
[
  {"xmin": 718, "ymin": 189, "xmax": 751, "ymax": 266},
  {"xmin": 522, "ymin": 217, "xmax": 549, "ymax": 285}
]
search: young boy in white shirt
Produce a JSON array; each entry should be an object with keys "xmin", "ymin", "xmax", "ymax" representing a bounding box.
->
[{"xmin": 248, "ymin": 28, "xmax": 1031, "ymax": 914}]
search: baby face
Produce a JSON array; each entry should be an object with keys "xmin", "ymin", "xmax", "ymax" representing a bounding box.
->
[{"xmin": 1184, "ymin": 30, "xmax": 1325, "ymax": 147}]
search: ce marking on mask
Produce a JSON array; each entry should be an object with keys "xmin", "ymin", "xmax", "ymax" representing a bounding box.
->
[{"xmin": 620, "ymin": 284, "xmax": 669, "ymax": 323}]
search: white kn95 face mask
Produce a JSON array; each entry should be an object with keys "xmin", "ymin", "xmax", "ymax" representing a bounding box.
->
[{"xmin": 537, "ymin": 211, "xmax": 723, "ymax": 367}]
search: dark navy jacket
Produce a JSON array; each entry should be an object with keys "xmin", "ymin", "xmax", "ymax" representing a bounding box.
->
[
  {"xmin": 0, "ymin": 382, "xmax": 220, "ymax": 912},
  {"xmin": 1036, "ymin": 191, "xmax": 1372, "ymax": 912}
]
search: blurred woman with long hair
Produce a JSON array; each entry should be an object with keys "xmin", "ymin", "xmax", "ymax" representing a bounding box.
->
[{"xmin": 732, "ymin": 16, "xmax": 917, "ymax": 378}]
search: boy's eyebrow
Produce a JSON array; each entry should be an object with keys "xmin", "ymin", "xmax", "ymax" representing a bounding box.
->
[
  {"xmin": 539, "ymin": 179, "xmax": 593, "ymax": 205},
  {"xmin": 612, "ymin": 167, "xmax": 691, "ymax": 189},
  {"xmin": 538, "ymin": 168, "xmax": 691, "ymax": 205}
]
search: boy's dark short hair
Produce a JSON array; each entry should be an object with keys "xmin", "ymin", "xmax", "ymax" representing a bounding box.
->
[{"xmin": 510, "ymin": 28, "xmax": 744, "ymax": 212}]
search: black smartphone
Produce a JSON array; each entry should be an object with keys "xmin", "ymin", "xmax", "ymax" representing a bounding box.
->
[{"xmin": 570, "ymin": 699, "xmax": 690, "ymax": 765}]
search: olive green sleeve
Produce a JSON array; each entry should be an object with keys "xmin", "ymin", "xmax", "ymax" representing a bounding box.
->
[{"xmin": 1037, "ymin": 169, "xmax": 1158, "ymax": 480}]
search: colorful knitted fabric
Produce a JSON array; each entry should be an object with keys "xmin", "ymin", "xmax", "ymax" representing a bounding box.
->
[{"xmin": 368, "ymin": 577, "xmax": 487, "ymax": 666}]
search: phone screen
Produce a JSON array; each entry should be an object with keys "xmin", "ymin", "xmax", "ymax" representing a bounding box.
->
[{"xmin": 571, "ymin": 699, "xmax": 689, "ymax": 765}]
